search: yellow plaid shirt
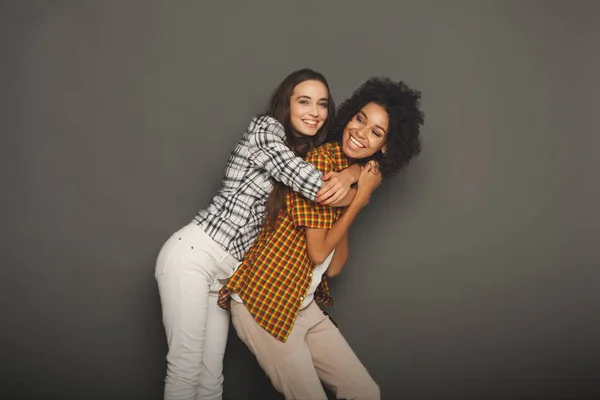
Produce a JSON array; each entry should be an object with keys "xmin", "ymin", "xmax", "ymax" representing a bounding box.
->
[{"xmin": 217, "ymin": 141, "xmax": 349, "ymax": 342}]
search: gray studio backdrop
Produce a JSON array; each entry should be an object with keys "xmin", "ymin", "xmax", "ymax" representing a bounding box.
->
[{"xmin": 2, "ymin": 1, "xmax": 599, "ymax": 399}]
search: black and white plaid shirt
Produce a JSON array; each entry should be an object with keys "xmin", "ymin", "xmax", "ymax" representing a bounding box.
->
[{"xmin": 194, "ymin": 115, "xmax": 324, "ymax": 261}]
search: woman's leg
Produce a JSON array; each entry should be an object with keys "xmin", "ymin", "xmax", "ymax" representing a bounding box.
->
[
  {"xmin": 229, "ymin": 300, "xmax": 327, "ymax": 400},
  {"xmin": 155, "ymin": 223, "xmax": 237, "ymax": 400},
  {"xmin": 194, "ymin": 283, "xmax": 230, "ymax": 400},
  {"xmin": 303, "ymin": 302, "xmax": 381, "ymax": 400}
]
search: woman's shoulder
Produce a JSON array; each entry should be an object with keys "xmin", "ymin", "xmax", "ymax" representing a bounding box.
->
[
  {"xmin": 240, "ymin": 115, "xmax": 286, "ymax": 145},
  {"xmin": 303, "ymin": 142, "xmax": 337, "ymax": 171},
  {"xmin": 308, "ymin": 141, "xmax": 340, "ymax": 159},
  {"xmin": 247, "ymin": 114, "xmax": 284, "ymax": 134},
  {"xmin": 306, "ymin": 141, "xmax": 347, "ymax": 172}
]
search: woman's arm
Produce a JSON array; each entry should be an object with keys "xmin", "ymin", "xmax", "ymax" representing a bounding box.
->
[
  {"xmin": 326, "ymin": 233, "xmax": 349, "ymax": 278},
  {"xmin": 327, "ymin": 188, "xmax": 357, "ymax": 207},
  {"xmin": 305, "ymin": 164, "xmax": 381, "ymax": 265},
  {"xmin": 304, "ymin": 200, "xmax": 362, "ymax": 265},
  {"xmin": 248, "ymin": 118, "xmax": 356, "ymax": 207},
  {"xmin": 317, "ymin": 164, "xmax": 362, "ymax": 205}
]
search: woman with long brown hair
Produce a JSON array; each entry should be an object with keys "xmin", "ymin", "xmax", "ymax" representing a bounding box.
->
[{"xmin": 154, "ymin": 68, "xmax": 362, "ymax": 400}]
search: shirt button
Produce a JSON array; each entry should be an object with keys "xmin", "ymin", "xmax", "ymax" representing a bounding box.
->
[
  {"xmin": 309, "ymin": 273, "xmax": 313, "ymax": 277},
  {"xmin": 300, "ymin": 296, "xmax": 304, "ymax": 300}
]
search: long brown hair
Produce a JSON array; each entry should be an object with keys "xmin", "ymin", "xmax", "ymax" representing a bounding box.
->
[{"xmin": 263, "ymin": 68, "xmax": 335, "ymax": 230}]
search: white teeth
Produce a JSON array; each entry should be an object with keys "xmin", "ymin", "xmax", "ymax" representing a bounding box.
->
[
  {"xmin": 350, "ymin": 136, "xmax": 365, "ymax": 148},
  {"xmin": 303, "ymin": 120, "xmax": 317, "ymax": 125}
]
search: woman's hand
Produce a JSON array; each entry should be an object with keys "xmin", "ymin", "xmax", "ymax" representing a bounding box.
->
[
  {"xmin": 354, "ymin": 161, "xmax": 382, "ymax": 208},
  {"xmin": 316, "ymin": 165, "xmax": 359, "ymax": 205}
]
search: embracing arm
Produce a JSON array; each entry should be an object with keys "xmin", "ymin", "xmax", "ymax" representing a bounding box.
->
[
  {"xmin": 305, "ymin": 162, "xmax": 381, "ymax": 265},
  {"xmin": 305, "ymin": 200, "xmax": 364, "ymax": 265},
  {"xmin": 317, "ymin": 164, "xmax": 361, "ymax": 206},
  {"xmin": 326, "ymin": 233, "xmax": 349, "ymax": 278},
  {"xmin": 248, "ymin": 119, "xmax": 357, "ymax": 207},
  {"xmin": 326, "ymin": 188, "xmax": 357, "ymax": 207}
]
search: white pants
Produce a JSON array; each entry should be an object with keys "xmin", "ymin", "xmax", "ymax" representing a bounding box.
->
[{"xmin": 155, "ymin": 222, "xmax": 240, "ymax": 400}]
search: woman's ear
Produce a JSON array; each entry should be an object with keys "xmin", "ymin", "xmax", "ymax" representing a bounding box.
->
[{"xmin": 381, "ymin": 145, "xmax": 388, "ymax": 156}]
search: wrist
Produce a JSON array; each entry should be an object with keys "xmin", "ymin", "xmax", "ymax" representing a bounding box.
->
[
  {"xmin": 350, "ymin": 164, "xmax": 362, "ymax": 183},
  {"xmin": 349, "ymin": 194, "xmax": 369, "ymax": 210}
]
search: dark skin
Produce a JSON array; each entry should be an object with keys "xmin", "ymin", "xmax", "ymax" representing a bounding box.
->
[
  {"xmin": 306, "ymin": 161, "xmax": 382, "ymax": 276},
  {"xmin": 326, "ymin": 233, "xmax": 348, "ymax": 278}
]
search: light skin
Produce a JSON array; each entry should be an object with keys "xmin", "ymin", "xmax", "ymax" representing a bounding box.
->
[
  {"xmin": 317, "ymin": 165, "xmax": 361, "ymax": 206},
  {"xmin": 304, "ymin": 102, "xmax": 389, "ymax": 277},
  {"xmin": 288, "ymin": 80, "xmax": 329, "ymax": 137},
  {"xmin": 286, "ymin": 79, "xmax": 362, "ymax": 206}
]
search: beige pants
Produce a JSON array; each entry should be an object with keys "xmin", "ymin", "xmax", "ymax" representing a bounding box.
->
[{"xmin": 230, "ymin": 300, "xmax": 380, "ymax": 400}]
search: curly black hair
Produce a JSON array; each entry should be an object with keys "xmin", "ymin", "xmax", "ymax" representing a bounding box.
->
[{"xmin": 328, "ymin": 77, "xmax": 425, "ymax": 177}]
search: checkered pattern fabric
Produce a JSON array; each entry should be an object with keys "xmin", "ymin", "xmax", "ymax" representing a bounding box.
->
[
  {"xmin": 218, "ymin": 142, "xmax": 349, "ymax": 342},
  {"xmin": 194, "ymin": 116, "xmax": 324, "ymax": 261}
]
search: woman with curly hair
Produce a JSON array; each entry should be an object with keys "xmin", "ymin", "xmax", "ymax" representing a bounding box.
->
[
  {"xmin": 218, "ymin": 77, "xmax": 425, "ymax": 400},
  {"xmin": 154, "ymin": 68, "xmax": 363, "ymax": 400}
]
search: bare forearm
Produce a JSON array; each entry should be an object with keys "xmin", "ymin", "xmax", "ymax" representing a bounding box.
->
[
  {"xmin": 334, "ymin": 164, "xmax": 361, "ymax": 206},
  {"xmin": 329, "ymin": 188, "xmax": 357, "ymax": 207},
  {"xmin": 307, "ymin": 202, "xmax": 362, "ymax": 264},
  {"xmin": 345, "ymin": 163, "xmax": 362, "ymax": 184},
  {"xmin": 327, "ymin": 234, "xmax": 349, "ymax": 277},
  {"xmin": 318, "ymin": 163, "xmax": 362, "ymax": 207},
  {"xmin": 307, "ymin": 166, "xmax": 377, "ymax": 265}
]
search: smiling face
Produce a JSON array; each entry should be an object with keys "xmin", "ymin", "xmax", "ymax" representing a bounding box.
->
[
  {"xmin": 341, "ymin": 102, "xmax": 389, "ymax": 159},
  {"xmin": 288, "ymin": 80, "xmax": 329, "ymax": 137}
]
